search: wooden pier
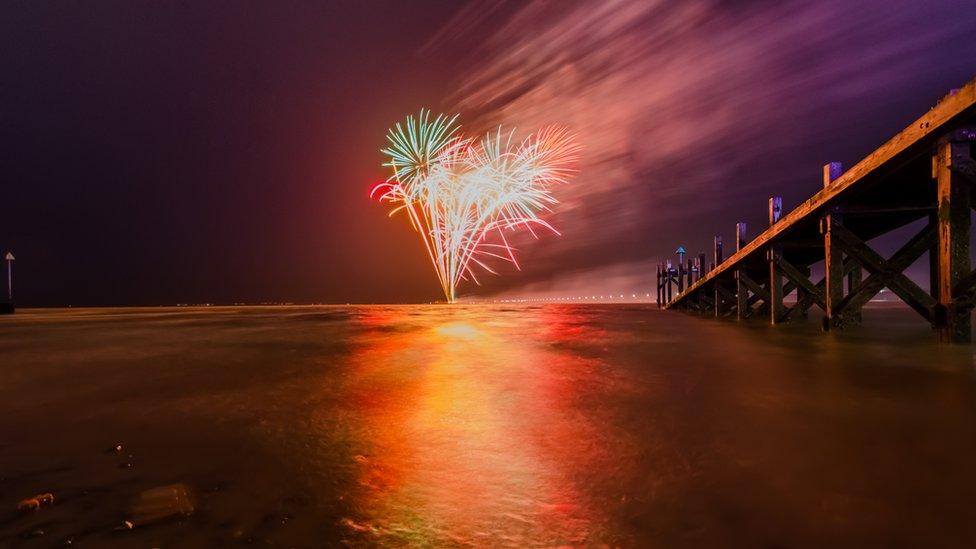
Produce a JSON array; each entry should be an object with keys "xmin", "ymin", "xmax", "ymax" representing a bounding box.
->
[{"xmin": 659, "ymin": 78, "xmax": 976, "ymax": 343}]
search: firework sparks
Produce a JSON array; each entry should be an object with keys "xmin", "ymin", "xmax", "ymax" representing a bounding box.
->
[{"xmin": 372, "ymin": 110, "xmax": 579, "ymax": 303}]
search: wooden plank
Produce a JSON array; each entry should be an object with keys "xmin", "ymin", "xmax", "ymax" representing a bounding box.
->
[{"xmin": 665, "ymin": 79, "xmax": 976, "ymax": 310}]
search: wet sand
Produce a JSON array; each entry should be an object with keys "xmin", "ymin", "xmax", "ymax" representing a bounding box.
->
[{"xmin": 1, "ymin": 304, "xmax": 974, "ymax": 547}]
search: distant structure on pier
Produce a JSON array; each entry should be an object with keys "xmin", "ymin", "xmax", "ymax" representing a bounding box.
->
[{"xmin": 658, "ymin": 78, "xmax": 976, "ymax": 344}]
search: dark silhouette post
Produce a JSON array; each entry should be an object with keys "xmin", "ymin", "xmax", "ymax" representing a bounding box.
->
[
  {"xmin": 4, "ymin": 252, "xmax": 13, "ymax": 301},
  {"xmin": 768, "ymin": 197, "xmax": 784, "ymax": 324},
  {"xmin": 735, "ymin": 223, "xmax": 748, "ymax": 320}
]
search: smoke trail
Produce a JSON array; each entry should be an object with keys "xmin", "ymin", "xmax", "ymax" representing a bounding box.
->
[{"xmin": 431, "ymin": 0, "xmax": 976, "ymax": 299}]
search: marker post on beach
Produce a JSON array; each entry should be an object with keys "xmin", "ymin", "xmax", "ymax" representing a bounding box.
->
[{"xmin": 5, "ymin": 252, "xmax": 13, "ymax": 301}]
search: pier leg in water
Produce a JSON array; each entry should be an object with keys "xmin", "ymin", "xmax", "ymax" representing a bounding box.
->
[
  {"xmin": 821, "ymin": 163, "xmax": 850, "ymax": 331},
  {"xmin": 768, "ymin": 198, "xmax": 784, "ymax": 325},
  {"xmin": 822, "ymin": 213, "xmax": 848, "ymax": 330},
  {"xmin": 933, "ymin": 136, "xmax": 974, "ymax": 343},
  {"xmin": 713, "ymin": 236, "xmax": 723, "ymax": 317},
  {"xmin": 769, "ymin": 246, "xmax": 784, "ymax": 324},
  {"xmin": 735, "ymin": 223, "xmax": 749, "ymax": 320}
]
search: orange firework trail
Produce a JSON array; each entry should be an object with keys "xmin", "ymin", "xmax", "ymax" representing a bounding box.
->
[{"xmin": 371, "ymin": 110, "xmax": 580, "ymax": 303}]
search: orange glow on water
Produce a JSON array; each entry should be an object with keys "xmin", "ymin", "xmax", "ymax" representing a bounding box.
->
[{"xmin": 332, "ymin": 306, "xmax": 620, "ymax": 545}]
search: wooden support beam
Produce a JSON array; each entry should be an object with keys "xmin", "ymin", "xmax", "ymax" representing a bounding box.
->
[
  {"xmin": 791, "ymin": 259, "xmax": 859, "ymax": 318},
  {"xmin": 821, "ymin": 163, "xmax": 846, "ymax": 330},
  {"xmin": 768, "ymin": 247, "xmax": 785, "ymax": 324},
  {"xmin": 739, "ymin": 272, "xmax": 769, "ymax": 303},
  {"xmin": 713, "ymin": 281, "xmax": 727, "ymax": 317},
  {"xmin": 934, "ymin": 138, "xmax": 974, "ymax": 342},
  {"xmin": 952, "ymin": 269, "xmax": 976, "ymax": 307},
  {"xmin": 676, "ymin": 259, "xmax": 685, "ymax": 293},
  {"xmin": 717, "ymin": 283, "xmax": 737, "ymax": 303},
  {"xmin": 777, "ymin": 256, "xmax": 825, "ymax": 310},
  {"xmin": 929, "ymin": 212, "xmax": 940, "ymax": 303},
  {"xmin": 822, "ymin": 212, "xmax": 846, "ymax": 329},
  {"xmin": 831, "ymin": 222, "xmax": 937, "ymax": 322},
  {"xmin": 793, "ymin": 264, "xmax": 813, "ymax": 318},
  {"xmin": 656, "ymin": 264, "xmax": 662, "ymax": 308},
  {"xmin": 713, "ymin": 237, "xmax": 723, "ymax": 318},
  {"xmin": 736, "ymin": 222, "xmax": 749, "ymax": 320},
  {"xmin": 665, "ymin": 262, "xmax": 673, "ymax": 304},
  {"xmin": 768, "ymin": 197, "xmax": 784, "ymax": 324},
  {"xmin": 848, "ymin": 259, "xmax": 863, "ymax": 323},
  {"xmin": 699, "ymin": 289, "xmax": 714, "ymax": 311}
]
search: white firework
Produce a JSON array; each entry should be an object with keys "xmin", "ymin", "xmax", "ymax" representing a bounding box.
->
[{"xmin": 372, "ymin": 109, "xmax": 579, "ymax": 303}]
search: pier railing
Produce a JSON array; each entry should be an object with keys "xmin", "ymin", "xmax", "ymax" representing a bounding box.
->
[{"xmin": 658, "ymin": 77, "xmax": 976, "ymax": 343}]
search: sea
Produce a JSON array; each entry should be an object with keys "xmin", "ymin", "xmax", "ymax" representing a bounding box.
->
[{"xmin": 1, "ymin": 304, "xmax": 974, "ymax": 546}]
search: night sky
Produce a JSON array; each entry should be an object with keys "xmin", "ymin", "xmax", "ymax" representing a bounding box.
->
[{"xmin": 3, "ymin": 1, "xmax": 976, "ymax": 306}]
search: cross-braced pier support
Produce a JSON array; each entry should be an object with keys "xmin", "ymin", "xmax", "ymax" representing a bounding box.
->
[{"xmin": 662, "ymin": 81, "xmax": 976, "ymax": 343}]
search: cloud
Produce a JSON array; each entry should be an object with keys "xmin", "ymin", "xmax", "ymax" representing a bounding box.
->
[{"xmin": 434, "ymin": 0, "xmax": 976, "ymax": 297}]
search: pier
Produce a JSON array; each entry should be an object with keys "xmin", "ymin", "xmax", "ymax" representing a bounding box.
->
[{"xmin": 659, "ymin": 78, "xmax": 976, "ymax": 343}]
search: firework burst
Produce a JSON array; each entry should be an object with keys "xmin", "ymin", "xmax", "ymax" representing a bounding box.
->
[{"xmin": 372, "ymin": 109, "xmax": 579, "ymax": 303}]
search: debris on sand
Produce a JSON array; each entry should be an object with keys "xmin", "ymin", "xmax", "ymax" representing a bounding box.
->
[
  {"xmin": 129, "ymin": 484, "xmax": 194, "ymax": 526},
  {"xmin": 17, "ymin": 492, "xmax": 55, "ymax": 512},
  {"xmin": 342, "ymin": 517, "xmax": 378, "ymax": 535}
]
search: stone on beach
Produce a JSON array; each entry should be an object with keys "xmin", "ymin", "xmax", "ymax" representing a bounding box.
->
[
  {"xmin": 16, "ymin": 492, "xmax": 54, "ymax": 512},
  {"xmin": 129, "ymin": 484, "xmax": 195, "ymax": 526}
]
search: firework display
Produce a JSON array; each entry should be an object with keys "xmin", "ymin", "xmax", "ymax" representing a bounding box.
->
[{"xmin": 372, "ymin": 110, "xmax": 579, "ymax": 303}]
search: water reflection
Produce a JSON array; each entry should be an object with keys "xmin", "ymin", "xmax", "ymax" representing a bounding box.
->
[
  {"xmin": 338, "ymin": 307, "xmax": 616, "ymax": 545},
  {"xmin": 2, "ymin": 305, "xmax": 975, "ymax": 545},
  {"xmin": 319, "ymin": 305, "xmax": 976, "ymax": 546}
]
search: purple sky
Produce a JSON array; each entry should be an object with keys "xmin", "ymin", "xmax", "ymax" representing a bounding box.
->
[{"xmin": 2, "ymin": 0, "xmax": 975, "ymax": 305}]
